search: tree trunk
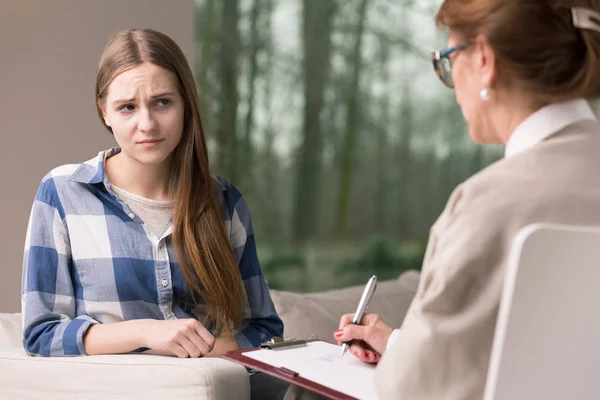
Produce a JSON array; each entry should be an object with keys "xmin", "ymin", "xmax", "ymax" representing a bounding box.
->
[
  {"xmin": 375, "ymin": 32, "xmax": 391, "ymax": 234},
  {"xmin": 292, "ymin": 0, "xmax": 336, "ymax": 241},
  {"xmin": 396, "ymin": 80, "xmax": 413, "ymax": 235},
  {"xmin": 261, "ymin": 0, "xmax": 279, "ymax": 238},
  {"xmin": 334, "ymin": 0, "xmax": 369, "ymax": 236},
  {"xmin": 216, "ymin": 0, "xmax": 240, "ymax": 183},
  {"xmin": 242, "ymin": 0, "xmax": 261, "ymax": 182},
  {"xmin": 394, "ymin": 0, "xmax": 414, "ymax": 237},
  {"xmin": 197, "ymin": 0, "xmax": 215, "ymax": 140}
]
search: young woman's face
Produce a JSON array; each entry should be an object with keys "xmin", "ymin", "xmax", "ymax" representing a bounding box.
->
[{"xmin": 101, "ymin": 62, "xmax": 185, "ymax": 166}]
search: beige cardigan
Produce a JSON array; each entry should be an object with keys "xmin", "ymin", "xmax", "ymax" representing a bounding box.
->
[{"xmin": 375, "ymin": 120, "xmax": 600, "ymax": 399}]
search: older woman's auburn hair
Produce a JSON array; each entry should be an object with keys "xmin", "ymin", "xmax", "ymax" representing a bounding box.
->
[
  {"xmin": 436, "ymin": 0, "xmax": 600, "ymax": 103},
  {"xmin": 95, "ymin": 29, "xmax": 245, "ymax": 336}
]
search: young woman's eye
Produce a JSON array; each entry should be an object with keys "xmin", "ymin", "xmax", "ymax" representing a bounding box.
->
[
  {"xmin": 157, "ymin": 99, "xmax": 170, "ymax": 107},
  {"xmin": 118, "ymin": 104, "xmax": 135, "ymax": 112}
]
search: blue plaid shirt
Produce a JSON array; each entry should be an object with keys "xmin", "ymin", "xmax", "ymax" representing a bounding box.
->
[{"xmin": 21, "ymin": 148, "xmax": 283, "ymax": 356}]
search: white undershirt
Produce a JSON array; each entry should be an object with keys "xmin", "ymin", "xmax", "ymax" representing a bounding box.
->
[{"xmin": 112, "ymin": 185, "xmax": 174, "ymax": 238}]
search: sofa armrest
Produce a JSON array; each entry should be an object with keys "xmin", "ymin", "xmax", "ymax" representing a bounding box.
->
[
  {"xmin": 0, "ymin": 313, "xmax": 251, "ymax": 400},
  {"xmin": 270, "ymin": 270, "xmax": 419, "ymax": 343}
]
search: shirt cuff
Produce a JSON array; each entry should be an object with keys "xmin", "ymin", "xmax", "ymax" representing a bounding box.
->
[
  {"xmin": 68, "ymin": 317, "xmax": 98, "ymax": 356},
  {"xmin": 233, "ymin": 329, "xmax": 254, "ymax": 349},
  {"xmin": 385, "ymin": 328, "xmax": 401, "ymax": 353}
]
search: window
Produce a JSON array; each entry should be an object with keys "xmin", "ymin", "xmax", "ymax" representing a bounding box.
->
[{"xmin": 195, "ymin": 0, "xmax": 502, "ymax": 291}]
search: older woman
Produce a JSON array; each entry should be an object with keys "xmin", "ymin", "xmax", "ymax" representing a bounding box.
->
[{"xmin": 287, "ymin": 0, "xmax": 600, "ymax": 399}]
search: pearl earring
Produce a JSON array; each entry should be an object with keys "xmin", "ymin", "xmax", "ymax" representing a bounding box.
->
[{"xmin": 480, "ymin": 87, "xmax": 491, "ymax": 101}]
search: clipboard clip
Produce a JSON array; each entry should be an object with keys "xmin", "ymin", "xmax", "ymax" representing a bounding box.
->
[
  {"xmin": 275, "ymin": 366, "xmax": 299, "ymax": 378},
  {"xmin": 260, "ymin": 336, "xmax": 307, "ymax": 350}
]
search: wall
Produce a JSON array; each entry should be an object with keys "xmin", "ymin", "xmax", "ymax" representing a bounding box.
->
[{"xmin": 0, "ymin": 0, "xmax": 194, "ymax": 312}]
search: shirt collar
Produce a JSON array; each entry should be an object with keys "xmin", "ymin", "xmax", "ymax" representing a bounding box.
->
[
  {"xmin": 68, "ymin": 147, "xmax": 229, "ymax": 193},
  {"xmin": 505, "ymin": 98, "xmax": 597, "ymax": 158},
  {"xmin": 69, "ymin": 147, "xmax": 121, "ymax": 184}
]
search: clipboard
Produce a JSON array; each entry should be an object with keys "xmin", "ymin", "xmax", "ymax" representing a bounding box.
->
[{"xmin": 223, "ymin": 338, "xmax": 368, "ymax": 400}]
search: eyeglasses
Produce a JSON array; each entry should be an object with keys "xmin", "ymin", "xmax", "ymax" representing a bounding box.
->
[{"xmin": 432, "ymin": 42, "xmax": 469, "ymax": 89}]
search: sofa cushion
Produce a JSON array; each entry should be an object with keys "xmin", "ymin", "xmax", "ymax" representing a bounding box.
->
[
  {"xmin": 0, "ymin": 313, "xmax": 250, "ymax": 400},
  {"xmin": 270, "ymin": 270, "xmax": 420, "ymax": 343},
  {"xmin": 0, "ymin": 312, "xmax": 21, "ymax": 347}
]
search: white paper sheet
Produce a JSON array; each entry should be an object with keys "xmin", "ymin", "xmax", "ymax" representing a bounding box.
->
[{"xmin": 244, "ymin": 341, "xmax": 377, "ymax": 400}]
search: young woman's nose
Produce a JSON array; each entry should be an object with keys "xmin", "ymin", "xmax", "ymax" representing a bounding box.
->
[{"xmin": 137, "ymin": 107, "xmax": 158, "ymax": 131}]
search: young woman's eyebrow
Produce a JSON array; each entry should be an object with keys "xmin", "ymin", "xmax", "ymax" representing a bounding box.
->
[{"xmin": 113, "ymin": 92, "xmax": 176, "ymax": 105}]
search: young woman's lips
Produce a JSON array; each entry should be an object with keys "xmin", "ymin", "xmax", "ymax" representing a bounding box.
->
[{"xmin": 138, "ymin": 139, "xmax": 164, "ymax": 147}]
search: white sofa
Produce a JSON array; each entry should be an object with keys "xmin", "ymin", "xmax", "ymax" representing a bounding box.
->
[{"xmin": 0, "ymin": 271, "xmax": 419, "ymax": 399}]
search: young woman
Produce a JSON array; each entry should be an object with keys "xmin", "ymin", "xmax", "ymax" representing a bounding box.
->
[{"xmin": 21, "ymin": 29, "xmax": 283, "ymax": 360}]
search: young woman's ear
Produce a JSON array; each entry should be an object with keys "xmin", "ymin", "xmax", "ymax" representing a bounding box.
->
[{"xmin": 98, "ymin": 102, "xmax": 112, "ymax": 128}]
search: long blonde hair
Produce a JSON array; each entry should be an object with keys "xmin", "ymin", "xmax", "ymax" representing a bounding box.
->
[{"xmin": 95, "ymin": 29, "xmax": 244, "ymax": 335}]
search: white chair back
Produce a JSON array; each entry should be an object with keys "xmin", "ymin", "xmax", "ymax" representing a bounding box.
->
[{"xmin": 484, "ymin": 224, "xmax": 600, "ymax": 400}]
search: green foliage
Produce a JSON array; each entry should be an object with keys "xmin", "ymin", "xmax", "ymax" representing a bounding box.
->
[
  {"xmin": 261, "ymin": 250, "xmax": 308, "ymax": 291},
  {"xmin": 335, "ymin": 237, "xmax": 425, "ymax": 284},
  {"xmin": 259, "ymin": 237, "xmax": 427, "ymax": 292}
]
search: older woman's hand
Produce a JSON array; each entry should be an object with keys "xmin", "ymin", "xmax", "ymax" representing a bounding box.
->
[{"xmin": 333, "ymin": 313, "xmax": 394, "ymax": 364}]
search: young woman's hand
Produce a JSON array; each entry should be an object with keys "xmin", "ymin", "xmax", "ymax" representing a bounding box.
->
[
  {"xmin": 333, "ymin": 313, "xmax": 394, "ymax": 364},
  {"xmin": 142, "ymin": 319, "xmax": 215, "ymax": 358}
]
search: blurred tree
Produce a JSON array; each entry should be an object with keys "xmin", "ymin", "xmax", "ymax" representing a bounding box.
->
[
  {"xmin": 254, "ymin": 0, "xmax": 284, "ymax": 239},
  {"xmin": 394, "ymin": 0, "xmax": 416, "ymax": 236},
  {"xmin": 335, "ymin": 0, "xmax": 370, "ymax": 236},
  {"xmin": 293, "ymin": 0, "xmax": 337, "ymax": 241},
  {"xmin": 196, "ymin": 0, "xmax": 216, "ymax": 138},
  {"xmin": 216, "ymin": 0, "xmax": 240, "ymax": 183},
  {"xmin": 374, "ymin": 19, "xmax": 391, "ymax": 234},
  {"xmin": 242, "ymin": 0, "xmax": 262, "ymax": 186}
]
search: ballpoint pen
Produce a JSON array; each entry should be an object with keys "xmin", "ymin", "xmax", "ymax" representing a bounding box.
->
[{"xmin": 340, "ymin": 274, "xmax": 378, "ymax": 358}]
